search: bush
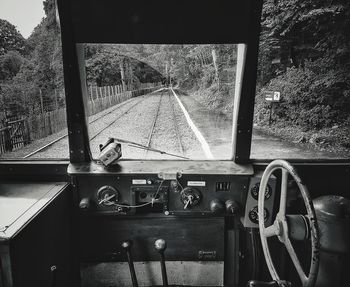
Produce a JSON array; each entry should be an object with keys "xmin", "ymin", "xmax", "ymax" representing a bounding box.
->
[{"xmin": 255, "ymin": 60, "xmax": 350, "ymax": 130}]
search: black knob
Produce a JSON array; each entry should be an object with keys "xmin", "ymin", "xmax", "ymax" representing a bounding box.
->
[
  {"xmin": 225, "ymin": 200, "xmax": 240, "ymax": 215},
  {"xmin": 154, "ymin": 239, "xmax": 168, "ymax": 287},
  {"xmin": 79, "ymin": 198, "xmax": 92, "ymax": 211},
  {"xmin": 154, "ymin": 239, "xmax": 167, "ymax": 252},
  {"xmin": 210, "ymin": 199, "xmax": 225, "ymax": 213}
]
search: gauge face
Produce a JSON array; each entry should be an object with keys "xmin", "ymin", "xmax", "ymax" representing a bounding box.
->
[
  {"xmin": 248, "ymin": 206, "xmax": 269, "ymax": 224},
  {"xmin": 97, "ymin": 186, "xmax": 119, "ymax": 206},
  {"xmin": 250, "ymin": 183, "xmax": 272, "ymax": 200},
  {"xmin": 180, "ymin": 187, "xmax": 202, "ymax": 209}
]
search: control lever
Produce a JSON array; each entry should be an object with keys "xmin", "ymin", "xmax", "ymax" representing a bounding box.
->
[
  {"xmin": 121, "ymin": 240, "xmax": 139, "ymax": 287},
  {"xmin": 154, "ymin": 239, "xmax": 169, "ymax": 287},
  {"xmin": 184, "ymin": 195, "xmax": 193, "ymax": 209}
]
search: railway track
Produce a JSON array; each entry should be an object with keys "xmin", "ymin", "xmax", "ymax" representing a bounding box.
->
[
  {"xmin": 168, "ymin": 90, "xmax": 185, "ymax": 156},
  {"xmin": 144, "ymin": 89, "xmax": 187, "ymax": 159},
  {"xmin": 144, "ymin": 90, "xmax": 164, "ymax": 158},
  {"xmin": 23, "ymin": 96, "xmax": 147, "ymax": 158},
  {"xmin": 23, "ymin": 88, "xmax": 190, "ymax": 160}
]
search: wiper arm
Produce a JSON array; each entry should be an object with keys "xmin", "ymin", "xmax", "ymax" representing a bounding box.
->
[{"xmin": 112, "ymin": 137, "xmax": 189, "ymax": 160}]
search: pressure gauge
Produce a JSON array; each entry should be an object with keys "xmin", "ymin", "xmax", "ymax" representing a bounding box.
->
[
  {"xmin": 180, "ymin": 187, "xmax": 202, "ymax": 209},
  {"xmin": 248, "ymin": 206, "xmax": 269, "ymax": 224},
  {"xmin": 250, "ymin": 183, "xmax": 272, "ymax": 200},
  {"xmin": 97, "ymin": 186, "xmax": 119, "ymax": 206}
]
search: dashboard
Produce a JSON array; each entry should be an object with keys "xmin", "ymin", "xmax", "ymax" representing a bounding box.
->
[
  {"xmin": 69, "ymin": 161, "xmax": 276, "ymax": 262},
  {"xmin": 69, "ymin": 161, "xmax": 273, "ymax": 270},
  {"xmin": 70, "ymin": 161, "xmax": 275, "ymax": 224}
]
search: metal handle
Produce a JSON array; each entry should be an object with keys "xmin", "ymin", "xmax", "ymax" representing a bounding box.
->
[
  {"xmin": 154, "ymin": 239, "xmax": 168, "ymax": 287},
  {"xmin": 122, "ymin": 240, "xmax": 139, "ymax": 287}
]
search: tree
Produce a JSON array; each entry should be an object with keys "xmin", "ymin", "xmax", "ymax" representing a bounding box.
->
[
  {"xmin": 0, "ymin": 51, "xmax": 24, "ymax": 81},
  {"xmin": 0, "ymin": 19, "xmax": 26, "ymax": 56}
]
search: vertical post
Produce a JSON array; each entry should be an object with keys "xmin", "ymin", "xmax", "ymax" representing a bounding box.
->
[
  {"xmin": 39, "ymin": 88, "xmax": 44, "ymax": 114},
  {"xmin": 128, "ymin": 61, "xmax": 134, "ymax": 91},
  {"xmin": 89, "ymin": 86, "xmax": 94, "ymax": 102},
  {"xmin": 55, "ymin": 89, "xmax": 59, "ymax": 110},
  {"xmin": 4, "ymin": 119, "xmax": 13, "ymax": 152},
  {"xmin": 108, "ymin": 86, "xmax": 112, "ymax": 106},
  {"xmin": 269, "ymin": 102, "xmax": 273, "ymax": 126},
  {"xmin": 120, "ymin": 59, "xmax": 126, "ymax": 92},
  {"xmin": 212, "ymin": 49, "xmax": 220, "ymax": 88}
]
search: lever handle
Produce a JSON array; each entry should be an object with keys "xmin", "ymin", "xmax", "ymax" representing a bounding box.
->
[
  {"xmin": 121, "ymin": 240, "xmax": 139, "ymax": 287},
  {"xmin": 154, "ymin": 239, "xmax": 168, "ymax": 287}
]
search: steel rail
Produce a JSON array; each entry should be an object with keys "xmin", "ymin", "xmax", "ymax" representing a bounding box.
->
[
  {"xmin": 23, "ymin": 97, "xmax": 145, "ymax": 158},
  {"xmin": 144, "ymin": 90, "xmax": 164, "ymax": 158},
  {"xmin": 167, "ymin": 89, "xmax": 185, "ymax": 157}
]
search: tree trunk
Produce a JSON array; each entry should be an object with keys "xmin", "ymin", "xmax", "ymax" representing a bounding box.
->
[
  {"xmin": 128, "ymin": 60, "xmax": 134, "ymax": 90},
  {"xmin": 39, "ymin": 88, "xmax": 44, "ymax": 114},
  {"xmin": 165, "ymin": 62, "xmax": 169, "ymax": 86},
  {"xmin": 212, "ymin": 49, "xmax": 220, "ymax": 88},
  {"xmin": 119, "ymin": 58, "xmax": 127, "ymax": 92}
]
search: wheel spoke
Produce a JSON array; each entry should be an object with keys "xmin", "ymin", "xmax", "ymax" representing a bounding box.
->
[
  {"xmin": 279, "ymin": 169, "xmax": 288, "ymax": 216},
  {"xmin": 284, "ymin": 237, "xmax": 308, "ymax": 284}
]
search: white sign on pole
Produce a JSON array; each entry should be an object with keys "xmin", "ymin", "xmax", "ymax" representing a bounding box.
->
[
  {"xmin": 273, "ymin": 91, "xmax": 280, "ymax": 101},
  {"xmin": 264, "ymin": 91, "xmax": 281, "ymax": 102}
]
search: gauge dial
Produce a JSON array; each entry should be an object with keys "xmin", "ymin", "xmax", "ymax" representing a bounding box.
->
[
  {"xmin": 248, "ymin": 206, "xmax": 269, "ymax": 224},
  {"xmin": 180, "ymin": 187, "xmax": 202, "ymax": 209},
  {"xmin": 250, "ymin": 183, "xmax": 272, "ymax": 200},
  {"xmin": 97, "ymin": 186, "xmax": 119, "ymax": 206}
]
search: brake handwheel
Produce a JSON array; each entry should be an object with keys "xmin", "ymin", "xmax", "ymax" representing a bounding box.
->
[{"xmin": 258, "ymin": 160, "xmax": 320, "ymax": 287}]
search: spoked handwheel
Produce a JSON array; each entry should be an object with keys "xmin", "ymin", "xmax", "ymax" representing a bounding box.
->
[{"xmin": 258, "ymin": 160, "xmax": 320, "ymax": 287}]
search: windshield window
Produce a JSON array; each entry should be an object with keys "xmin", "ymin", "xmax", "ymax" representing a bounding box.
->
[
  {"xmin": 85, "ymin": 44, "xmax": 239, "ymax": 160},
  {"xmin": 251, "ymin": 0, "xmax": 350, "ymax": 160},
  {"xmin": 0, "ymin": 0, "xmax": 68, "ymax": 159}
]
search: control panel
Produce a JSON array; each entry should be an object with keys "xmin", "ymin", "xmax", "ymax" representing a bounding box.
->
[
  {"xmin": 75, "ymin": 171, "xmax": 249, "ymax": 264},
  {"xmin": 77, "ymin": 173, "xmax": 249, "ymax": 217}
]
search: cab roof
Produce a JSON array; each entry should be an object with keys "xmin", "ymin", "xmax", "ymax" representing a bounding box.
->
[{"xmin": 58, "ymin": 0, "xmax": 262, "ymax": 44}]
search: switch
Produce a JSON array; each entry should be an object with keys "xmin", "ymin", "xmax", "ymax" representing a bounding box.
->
[
  {"xmin": 225, "ymin": 200, "xmax": 240, "ymax": 215},
  {"xmin": 210, "ymin": 199, "xmax": 225, "ymax": 214}
]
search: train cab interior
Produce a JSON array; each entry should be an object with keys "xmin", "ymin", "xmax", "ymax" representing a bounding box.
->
[{"xmin": 0, "ymin": 1, "xmax": 349, "ymax": 287}]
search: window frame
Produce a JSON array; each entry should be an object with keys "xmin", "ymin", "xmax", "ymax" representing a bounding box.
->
[{"xmin": 55, "ymin": 0, "xmax": 264, "ymax": 165}]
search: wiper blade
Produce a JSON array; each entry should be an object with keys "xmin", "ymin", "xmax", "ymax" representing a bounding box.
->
[{"xmin": 112, "ymin": 137, "xmax": 189, "ymax": 160}]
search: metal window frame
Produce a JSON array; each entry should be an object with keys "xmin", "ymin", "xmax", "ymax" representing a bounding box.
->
[{"xmin": 57, "ymin": 0, "xmax": 263, "ymax": 164}]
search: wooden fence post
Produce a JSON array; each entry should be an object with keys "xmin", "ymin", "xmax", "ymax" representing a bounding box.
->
[{"xmin": 108, "ymin": 86, "xmax": 111, "ymax": 106}]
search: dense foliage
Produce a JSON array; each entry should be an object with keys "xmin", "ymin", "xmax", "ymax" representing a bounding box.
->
[
  {"xmin": 85, "ymin": 44, "xmax": 164, "ymax": 88},
  {"xmin": 0, "ymin": 0, "xmax": 63, "ymax": 117},
  {"xmin": 256, "ymin": 0, "xmax": 350, "ymax": 130},
  {"xmin": 0, "ymin": 19, "xmax": 26, "ymax": 56}
]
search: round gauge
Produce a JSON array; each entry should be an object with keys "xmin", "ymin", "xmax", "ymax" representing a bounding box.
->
[
  {"xmin": 180, "ymin": 187, "xmax": 202, "ymax": 209},
  {"xmin": 250, "ymin": 183, "xmax": 272, "ymax": 200},
  {"xmin": 97, "ymin": 186, "xmax": 119, "ymax": 206},
  {"xmin": 248, "ymin": 206, "xmax": 269, "ymax": 224}
]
